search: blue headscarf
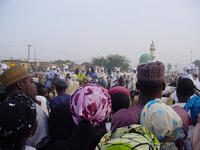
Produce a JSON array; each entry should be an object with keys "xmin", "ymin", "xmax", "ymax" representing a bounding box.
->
[{"xmin": 184, "ymin": 96, "xmax": 200, "ymax": 125}]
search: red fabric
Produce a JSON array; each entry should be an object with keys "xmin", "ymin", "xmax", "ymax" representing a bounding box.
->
[
  {"xmin": 172, "ymin": 106, "xmax": 190, "ymax": 149},
  {"xmin": 111, "ymin": 105, "xmax": 144, "ymax": 130},
  {"xmin": 108, "ymin": 86, "xmax": 130, "ymax": 96},
  {"xmin": 172, "ymin": 106, "xmax": 190, "ymax": 135}
]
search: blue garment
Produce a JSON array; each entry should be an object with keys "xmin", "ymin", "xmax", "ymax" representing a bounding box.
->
[
  {"xmin": 45, "ymin": 71, "xmax": 53, "ymax": 88},
  {"xmin": 184, "ymin": 96, "xmax": 200, "ymax": 125},
  {"xmin": 49, "ymin": 94, "xmax": 71, "ymax": 110}
]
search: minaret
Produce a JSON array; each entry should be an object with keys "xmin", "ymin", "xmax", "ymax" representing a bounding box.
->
[{"xmin": 150, "ymin": 41, "xmax": 156, "ymax": 60}]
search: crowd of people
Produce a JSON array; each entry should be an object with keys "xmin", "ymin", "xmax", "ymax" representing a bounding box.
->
[{"xmin": 0, "ymin": 60, "xmax": 200, "ymax": 150}]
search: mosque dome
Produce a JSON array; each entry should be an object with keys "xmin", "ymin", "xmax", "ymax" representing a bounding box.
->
[{"xmin": 139, "ymin": 54, "xmax": 152, "ymax": 64}]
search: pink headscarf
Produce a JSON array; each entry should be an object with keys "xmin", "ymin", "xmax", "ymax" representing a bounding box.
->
[{"xmin": 70, "ymin": 83, "xmax": 111, "ymax": 127}]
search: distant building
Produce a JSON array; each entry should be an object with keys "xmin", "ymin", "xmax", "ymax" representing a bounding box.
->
[
  {"xmin": 150, "ymin": 41, "xmax": 156, "ymax": 60},
  {"xmin": 137, "ymin": 41, "xmax": 156, "ymax": 65},
  {"xmin": 1, "ymin": 59, "xmax": 29, "ymax": 69},
  {"xmin": 139, "ymin": 54, "xmax": 152, "ymax": 64}
]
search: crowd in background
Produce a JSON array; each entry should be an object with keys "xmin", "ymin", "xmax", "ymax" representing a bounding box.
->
[{"xmin": 0, "ymin": 60, "xmax": 200, "ymax": 150}]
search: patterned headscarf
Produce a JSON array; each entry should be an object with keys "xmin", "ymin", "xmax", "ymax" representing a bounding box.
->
[
  {"xmin": 0, "ymin": 94, "xmax": 36, "ymax": 147},
  {"xmin": 70, "ymin": 83, "xmax": 111, "ymax": 127},
  {"xmin": 140, "ymin": 99, "xmax": 185, "ymax": 150},
  {"xmin": 184, "ymin": 96, "xmax": 200, "ymax": 125},
  {"xmin": 96, "ymin": 124, "xmax": 160, "ymax": 150}
]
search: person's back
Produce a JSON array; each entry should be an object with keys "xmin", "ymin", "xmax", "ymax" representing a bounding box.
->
[
  {"xmin": 49, "ymin": 76, "xmax": 71, "ymax": 110},
  {"xmin": 111, "ymin": 105, "xmax": 144, "ymax": 130},
  {"xmin": 111, "ymin": 61, "xmax": 165, "ymax": 129},
  {"xmin": 0, "ymin": 94, "xmax": 37, "ymax": 150},
  {"xmin": 48, "ymin": 103, "xmax": 76, "ymax": 147}
]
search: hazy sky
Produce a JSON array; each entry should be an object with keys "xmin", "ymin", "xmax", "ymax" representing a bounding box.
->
[{"xmin": 0, "ymin": 0, "xmax": 200, "ymax": 70}]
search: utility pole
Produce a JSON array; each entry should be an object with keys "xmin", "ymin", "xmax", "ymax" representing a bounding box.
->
[
  {"xmin": 34, "ymin": 50, "xmax": 36, "ymax": 71},
  {"xmin": 27, "ymin": 45, "xmax": 32, "ymax": 72},
  {"xmin": 190, "ymin": 50, "xmax": 192, "ymax": 63}
]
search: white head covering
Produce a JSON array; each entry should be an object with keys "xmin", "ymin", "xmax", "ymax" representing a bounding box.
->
[
  {"xmin": 182, "ymin": 63, "xmax": 200, "ymax": 90},
  {"xmin": 114, "ymin": 67, "xmax": 121, "ymax": 72},
  {"xmin": 72, "ymin": 74, "xmax": 77, "ymax": 81},
  {"xmin": 140, "ymin": 99, "xmax": 185, "ymax": 150},
  {"xmin": 46, "ymin": 67, "xmax": 50, "ymax": 71},
  {"xmin": 184, "ymin": 63, "xmax": 199, "ymax": 75},
  {"xmin": 0, "ymin": 63, "xmax": 8, "ymax": 75},
  {"xmin": 0, "ymin": 63, "xmax": 8, "ymax": 70}
]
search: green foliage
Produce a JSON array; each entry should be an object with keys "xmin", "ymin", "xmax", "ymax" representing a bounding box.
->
[
  {"xmin": 91, "ymin": 56, "xmax": 106, "ymax": 67},
  {"xmin": 91, "ymin": 54, "xmax": 131, "ymax": 71},
  {"xmin": 54, "ymin": 60, "xmax": 74, "ymax": 65},
  {"xmin": 81, "ymin": 62, "xmax": 92, "ymax": 65}
]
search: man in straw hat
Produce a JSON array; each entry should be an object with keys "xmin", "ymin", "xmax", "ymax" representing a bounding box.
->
[{"xmin": 0, "ymin": 65, "xmax": 49, "ymax": 149}]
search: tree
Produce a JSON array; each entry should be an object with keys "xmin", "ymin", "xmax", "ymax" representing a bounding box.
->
[
  {"xmin": 54, "ymin": 60, "xmax": 74, "ymax": 68},
  {"xmin": 167, "ymin": 63, "xmax": 172, "ymax": 73},
  {"xmin": 81, "ymin": 62, "xmax": 92, "ymax": 66},
  {"xmin": 91, "ymin": 54, "xmax": 131, "ymax": 71},
  {"xmin": 91, "ymin": 56, "xmax": 106, "ymax": 67}
]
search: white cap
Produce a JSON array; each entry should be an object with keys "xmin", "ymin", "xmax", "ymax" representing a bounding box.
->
[
  {"xmin": 184, "ymin": 63, "xmax": 199, "ymax": 75},
  {"xmin": 114, "ymin": 67, "xmax": 121, "ymax": 72}
]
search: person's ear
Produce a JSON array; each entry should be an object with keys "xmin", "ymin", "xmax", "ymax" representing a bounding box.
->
[
  {"xmin": 162, "ymin": 82, "xmax": 166, "ymax": 90},
  {"xmin": 17, "ymin": 80, "xmax": 25, "ymax": 90}
]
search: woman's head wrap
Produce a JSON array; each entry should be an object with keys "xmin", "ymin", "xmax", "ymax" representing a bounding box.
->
[
  {"xmin": 184, "ymin": 96, "xmax": 200, "ymax": 125},
  {"xmin": 108, "ymin": 86, "xmax": 130, "ymax": 96},
  {"xmin": 0, "ymin": 94, "xmax": 36, "ymax": 145},
  {"xmin": 70, "ymin": 83, "xmax": 111, "ymax": 127},
  {"xmin": 140, "ymin": 99, "xmax": 185, "ymax": 149}
]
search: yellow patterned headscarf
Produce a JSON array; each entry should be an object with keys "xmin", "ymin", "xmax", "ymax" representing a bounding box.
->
[
  {"xmin": 0, "ymin": 65, "xmax": 30, "ymax": 89},
  {"xmin": 96, "ymin": 124, "xmax": 160, "ymax": 150}
]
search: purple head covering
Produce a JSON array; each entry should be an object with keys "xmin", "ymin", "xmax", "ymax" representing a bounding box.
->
[{"xmin": 70, "ymin": 83, "xmax": 111, "ymax": 127}]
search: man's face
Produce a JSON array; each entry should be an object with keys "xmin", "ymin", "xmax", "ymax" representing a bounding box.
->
[{"xmin": 21, "ymin": 77, "xmax": 37, "ymax": 100}]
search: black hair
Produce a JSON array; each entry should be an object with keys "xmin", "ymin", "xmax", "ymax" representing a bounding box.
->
[
  {"xmin": 69, "ymin": 120, "xmax": 105, "ymax": 150},
  {"xmin": 49, "ymin": 103, "xmax": 76, "ymax": 144},
  {"xmin": 110, "ymin": 92, "xmax": 130, "ymax": 113},
  {"xmin": 35, "ymin": 83, "xmax": 47, "ymax": 96},
  {"xmin": 168, "ymin": 81, "xmax": 177, "ymax": 87},
  {"xmin": 177, "ymin": 78, "xmax": 195, "ymax": 97},
  {"xmin": 137, "ymin": 81, "xmax": 164, "ymax": 95},
  {"xmin": 4, "ymin": 82, "xmax": 18, "ymax": 94}
]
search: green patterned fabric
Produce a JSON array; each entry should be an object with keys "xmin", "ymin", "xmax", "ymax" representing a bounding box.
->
[{"xmin": 96, "ymin": 124, "xmax": 160, "ymax": 150}]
